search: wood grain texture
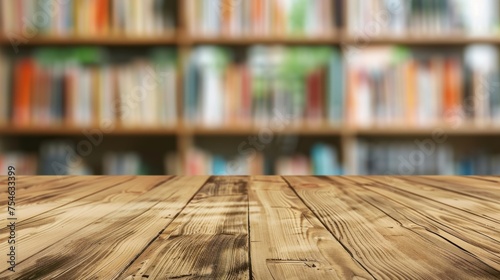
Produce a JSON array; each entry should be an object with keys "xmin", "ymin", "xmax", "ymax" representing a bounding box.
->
[
  {"xmin": 351, "ymin": 176, "xmax": 500, "ymax": 272},
  {"xmin": 0, "ymin": 176, "xmax": 131, "ymax": 228},
  {"xmin": 285, "ymin": 176, "xmax": 500, "ymax": 280},
  {"xmin": 0, "ymin": 176, "xmax": 498, "ymax": 279},
  {"xmin": 0, "ymin": 176, "xmax": 208, "ymax": 279},
  {"xmin": 248, "ymin": 176, "xmax": 373, "ymax": 280},
  {"xmin": 0, "ymin": 176, "xmax": 156, "ymax": 272},
  {"xmin": 121, "ymin": 176, "xmax": 249, "ymax": 280},
  {"xmin": 410, "ymin": 176, "xmax": 500, "ymax": 203},
  {"xmin": 0, "ymin": 176, "xmax": 87, "ymax": 203}
]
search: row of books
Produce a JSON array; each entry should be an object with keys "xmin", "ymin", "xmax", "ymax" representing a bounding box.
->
[
  {"xmin": 184, "ymin": 46, "xmax": 343, "ymax": 126},
  {"xmin": 0, "ymin": 141, "xmax": 174, "ymax": 175},
  {"xmin": 185, "ymin": 148, "xmax": 265, "ymax": 175},
  {"xmin": 276, "ymin": 143, "xmax": 341, "ymax": 175},
  {"xmin": 0, "ymin": 0, "xmax": 175, "ymax": 37},
  {"xmin": 0, "ymin": 48, "xmax": 177, "ymax": 127},
  {"xmin": 465, "ymin": 45, "xmax": 500, "ymax": 123},
  {"xmin": 104, "ymin": 152, "xmax": 148, "ymax": 175},
  {"xmin": 0, "ymin": 141, "xmax": 93, "ymax": 175},
  {"xmin": 187, "ymin": 0, "xmax": 334, "ymax": 37},
  {"xmin": 347, "ymin": 0, "xmax": 499, "ymax": 37},
  {"xmin": 4, "ymin": 45, "xmax": 500, "ymax": 128},
  {"xmin": 105, "ymin": 152, "xmax": 183, "ymax": 175},
  {"xmin": 355, "ymin": 140, "xmax": 500, "ymax": 175},
  {"xmin": 39, "ymin": 141, "xmax": 92, "ymax": 175},
  {"xmin": 0, "ymin": 153, "xmax": 37, "ymax": 175},
  {"xmin": 185, "ymin": 143, "xmax": 341, "ymax": 175},
  {"xmin": 347, "ymin": 45, "xmax": 500, "ymax": 126},
  {"xmin": 2, "ymin": 141, "xmax": 499, "ymax": 175}
]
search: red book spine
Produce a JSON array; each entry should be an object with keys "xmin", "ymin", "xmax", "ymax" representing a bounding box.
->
[{"xmin": 307, "ymin": 70, "xmax": 321, "ymax": 122}]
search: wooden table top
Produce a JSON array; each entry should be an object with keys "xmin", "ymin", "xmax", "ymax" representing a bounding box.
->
[{"xmin": 0, "ymin": 176, "xmax": 499, "ymax": 279}]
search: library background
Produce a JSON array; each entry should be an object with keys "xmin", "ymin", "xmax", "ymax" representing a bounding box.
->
[{"xmin": 0, "ymin": 0, "xmax": 500, "ymax": 176}]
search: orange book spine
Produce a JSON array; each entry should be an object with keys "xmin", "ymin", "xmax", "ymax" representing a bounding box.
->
[
  {"xmin": 444, "ymin": 59, "xmax": 463, "ymax": 119},
  {"xmin": 443, "ymin": 60, "xmax": 453, "ymax": 116},
  {"xmin": 405, "ymin": 60, "xmax": 416, "ymax": 124},
  {"xmin": 222, "ymin": 0, "xmax": 232, "ymax": 35},
  {"xmin": 346, "ymin": 69, "xmax": 356, "ymax": 125},
  {"xmin": 252, "ymin": 0, "xmax": 263, "ymax": 34},
  {"xmin": 275, "ymin": 1, "xmax": 285, "ymax": 35},
  {"xmin": 13, "ymin": 59, "xmax": 35, "ymax": 126},
  {"xmin": 96, "ymin": 0, "xmax": 109, "ymax": 35}
]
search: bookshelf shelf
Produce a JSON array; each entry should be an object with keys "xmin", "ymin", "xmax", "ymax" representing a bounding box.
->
[
  {"xmin": 4, "ymin": 34, "xmax": 500, "ymax": 47},
  {"xmin": 187, "ymin": 35, "xmax": 339, "ymax": 45},
  {"xmin": 0, "ymin": 35, "xmax": 179, "ymax": 46},
  {"xmin": 341, "ymin": 36, "xmax": 500, "ymax": 45},
  {"xmin": 0, "ymin": 126, "xmax": 180, "ymax": 136},
  {"xmin": 0, "ymin": 125, "xmax": 344, "ymax": 136},
  {"xmin": 183, "ymin": 125, "xmax": 344, "ymax": 135},
  {"xmin": 351, "ymin": 125, "xmax": 500, "ymax": 136},
  {"xmin": 4, "ymin": 125, "xmax": 500, "ymax": 137}
]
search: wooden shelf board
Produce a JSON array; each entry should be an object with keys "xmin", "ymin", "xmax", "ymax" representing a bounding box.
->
[
  {"xmin": 0, "ymin": 125, "xmax": 343, "ymax": 136},
  {"xmin": 4, "ymin": 124, "xmax": 500, "ymax": 136},
  {"xmin": 3, "ymin": 33, "xmax": 500, "ymax": 46},
  {"xmin": 0, "ymin": 126, "xmax": 180, "ymax": 136},
  {"xmin": 0, "ymin": 35, "xmax": 179, "ymax": 45},
  {"xmin": 184, "ymin": 125, "xmax": 343, "ymax": 135},
  {"xmin": 188, "ymin": 35, "xmax": 338, "ymax": 45},
  {"xmin": 341, "ymin": 35, "xmax": 500, "ymax": 45},
  {"xmin": 352, "ymin": 124, "xmax": 500, "ymax": 136}
]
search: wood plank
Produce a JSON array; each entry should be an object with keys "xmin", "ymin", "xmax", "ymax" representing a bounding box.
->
[
  {"xmin": 377, "ymin": 176, "xmax": 500, "ymax": 222},
  {"xmin": 471, "ymin": 176, "xmax": 500, "ymax": 183},
  {"xmin": 0, "ymin": 176, "xmax": 158, "ymax": 273},
  {"xmin": 120, "ymin": 176, "xmax": 249, "ymax": 280},
  {"xmin": 368, "ymin": 176, "xmax": 500, "ymax": 232},
  {"xmin": 0, "ymin": 176, "xmax": 131, "ymax": 223},
  {"xmin": 0, "ymin": 176, "xmax": 108, "ymax": 204},
  {"xmin": 344, "ymin": 176, "xmax": 500, "ymax": 272},
  {"xmin": 0, "ymin": 176, "xmax": 69, "ymax": 197},
  {"xmin": 0, "ymin": 176, "xmax": 208, "ymax": 279},
  {"xmin": 0, "ymin": 175, "xmax": 58, "ymax": 186},
  {"xmin": 248, "ymin": 176, "xmax": 373, "ymax": 280},
  {"xmin": 409, "ymin": 176, "xmax": 500, "ymax": 203},
  {"xmin": 285, "ymin": 176, "xmax": 500, "ymax": 279}
]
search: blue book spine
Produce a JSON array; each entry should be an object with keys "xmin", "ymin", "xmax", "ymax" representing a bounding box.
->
[
  {"xmin": 212, "ymin": 156, "xmax": 227, "ymax": 175},
  {"xmin": 328, "ymin": 50, "xmax": 343, "ymax": 123},
  {"xmin": 184, "ymin": 61, "xmax": 199, "ymax": 123}
]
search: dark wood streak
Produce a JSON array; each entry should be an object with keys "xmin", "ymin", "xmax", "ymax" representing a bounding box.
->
[{"xmin": 120, "ymin": 176, "xmax": 249, "ymax": 280}]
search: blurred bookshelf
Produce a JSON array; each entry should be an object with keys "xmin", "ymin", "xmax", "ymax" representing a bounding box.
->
[{"xmin": 1, "ymin": 0, "xmax": 500, "ymax": 176}]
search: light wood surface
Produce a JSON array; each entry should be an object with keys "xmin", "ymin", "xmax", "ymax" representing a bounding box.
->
[{"xmin": 0, "ymin": 176, "xmax": 498, "ymax": 279}]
